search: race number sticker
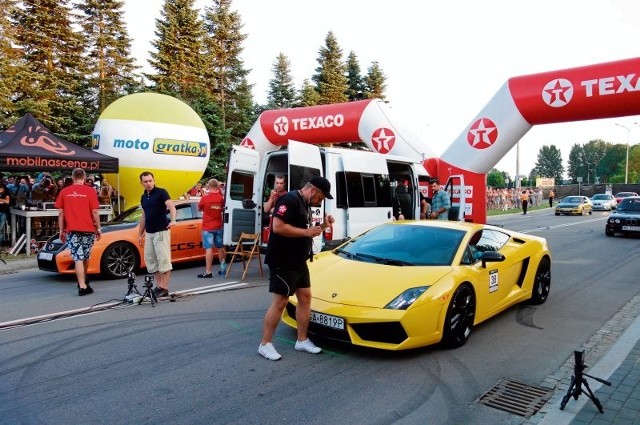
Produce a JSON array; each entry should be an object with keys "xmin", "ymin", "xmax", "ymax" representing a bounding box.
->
[{"xmin": 489, "ymin": 269, "xmax": 498, "ymax": 293}]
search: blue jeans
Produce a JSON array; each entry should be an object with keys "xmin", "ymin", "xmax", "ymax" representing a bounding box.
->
[{"xmin": 0, "ymin": 212, "xmax": 7, "ymax": 246}]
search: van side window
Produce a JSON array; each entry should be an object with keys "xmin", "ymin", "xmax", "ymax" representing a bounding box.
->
[
  {"xmin": 229, "ymin": 171, "xmax": 254, "ymax": 201},
  {"xmin": 336, "ymin": 172, "xmax": 391, "ymax": 208}
]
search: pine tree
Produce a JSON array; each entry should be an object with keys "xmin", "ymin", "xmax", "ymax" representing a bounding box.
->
[
  {"xmin": 532, "ymin": 145, "xmax": 564, "ymax": 183},
  {"xmin": 299, "ymin": 79, "xmax": 320, "ymax": 107},
  {"xmin": 147, "ymin": 0, "xmax": 206, "ymax": 100},
  {"xmin": 75, "ymin": 0, "xmax": 141, "ymax": 114},
  {"xmin": 266, "ymin": 53, "xmax": 297, "ymax": 109},
  {"xmin": 0, "ymin": 0, "xmax": 21, "ymax": 129},
  {"xmin": 13, "ymin": 0, "xmax": 90, "ymax": 144},
  {"xmin": 201, "ymin": 0, "xmax": 255, "ymax": 175},
  {"xmin": 312, "ymin": 31, "xmax": 348, "ymax": 104},
  {"xmin": 345, "ymin": 51, "xmax": 365, "ymax": 101},
  {"xmin": 364, "ymin": 61, "xmax": 386, "ymax": 100}
]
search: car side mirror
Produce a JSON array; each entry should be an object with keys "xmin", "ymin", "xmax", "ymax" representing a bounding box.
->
[{"xmin": 480, "ymin": 251, "xmax": 505, "ymax": 268}]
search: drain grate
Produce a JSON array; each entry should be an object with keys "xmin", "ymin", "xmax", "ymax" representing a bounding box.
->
[
  {"xmin": 0, "ymin": 270, "xmax": 18, "ymax": 275},
  {"xmin": 478, "ymin": 379, "xmax": 554, "ymax": 417}
]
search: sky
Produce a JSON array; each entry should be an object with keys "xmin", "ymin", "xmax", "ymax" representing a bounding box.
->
[{"xmin": 122, "ymin": 0, "xmax": 640, "ymax": 179}]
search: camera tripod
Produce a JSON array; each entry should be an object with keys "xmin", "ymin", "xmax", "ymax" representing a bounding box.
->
[
  {"xmin": 139, "ymin": 275, "xmax": 158, "ymax": 306},
  {"xmin": 560, "ymin": 349, "xmax": 611, "ymax": 413},
  {"xmin": 125, "ymin": 272, "xmax": 142, "ymax": 298}
]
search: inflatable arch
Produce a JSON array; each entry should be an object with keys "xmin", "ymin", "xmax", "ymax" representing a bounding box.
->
[{"xmin": 240, "ymin": 57, "xmax": 640, "ymax": 223}]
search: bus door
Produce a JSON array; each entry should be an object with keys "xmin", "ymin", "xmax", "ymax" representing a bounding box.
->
[
  {"xmin": 223, "ymin": 146, "xmax": 260, "ymax": 245},
  {"xmin": 444, "ymin": 174, "xmax": 467, "ymax": 221},
  {"xmin": 287, "ymin": 140, "xmax": 324, "ymax": 253}
]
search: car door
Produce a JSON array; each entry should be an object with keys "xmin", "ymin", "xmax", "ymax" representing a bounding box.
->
[{"xmin": 170, "ymin": 202, "xmax": 203, "ymax": 260}]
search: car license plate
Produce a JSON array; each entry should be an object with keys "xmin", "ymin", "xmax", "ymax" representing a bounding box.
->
[
  {"xmin": 622, "ymin": 225, "xmax": 640, "ymax": 231},
  {"xmin": 310, "ymin": 311, "xmax": 345, "ymax": 330},
  {"xmin": 38, "ymin": 252, "xmax": 53, "ymax": 261}
]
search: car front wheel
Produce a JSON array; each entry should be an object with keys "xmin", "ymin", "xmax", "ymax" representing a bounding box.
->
[
  {"xmin": 442, "ymin": 284, "xmax": 476, "ymax": 348},
  {"xmin": 529, "ymin": 257, "xmax": 550, "ymax": 305},
  {"xmin": 100, "ymin": 242, "xmax": 140, "ymax": 279}
]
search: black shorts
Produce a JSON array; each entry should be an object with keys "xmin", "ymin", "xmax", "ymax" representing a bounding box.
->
[{"xmin": 269, "ymin": 264, "xmax": 310, "ymax": 297}]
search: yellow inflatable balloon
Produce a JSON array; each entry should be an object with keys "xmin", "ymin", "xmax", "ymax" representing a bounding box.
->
[{"xmin": 92, "ymin": 93, "xmax": 210, "ymax": 209}]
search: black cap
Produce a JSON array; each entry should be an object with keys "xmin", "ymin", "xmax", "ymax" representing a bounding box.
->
[{"xmin": 309, "ymin": 176, "xmax": 333, "ymax": 199}]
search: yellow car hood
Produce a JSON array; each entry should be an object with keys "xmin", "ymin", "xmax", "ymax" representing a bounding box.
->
[{"xmin": 309, "ymin": 253, "xmax": 453, "ymax": 308}]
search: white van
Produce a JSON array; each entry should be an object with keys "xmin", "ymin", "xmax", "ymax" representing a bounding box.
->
[{"xmin": 223, "ymin": 140, "xmax": 465, "ymax": 251}]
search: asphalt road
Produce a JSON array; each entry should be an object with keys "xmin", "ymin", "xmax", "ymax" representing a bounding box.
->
[{"xmin": 1, "ymin": 208, "xmax": 637, "ymax": 425}]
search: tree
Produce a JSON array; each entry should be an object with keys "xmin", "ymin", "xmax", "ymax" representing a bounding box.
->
[
  {"xmin": 201, "ymin": 0, "xmax": 255, "ymax": 176},
  {"xmin": 567, "ymin": 143, "xmax": 584, "ymax": 183},
  {"xmin": 75, "ymin": 0, "xmax": 141, "ymax": 114},
  {"xmin": 598, "ymin": 143, "xmax": 626, "ymax": 183},
  {"xmin": 345, "ymin": 51, "xmax": 365, "ymax": 101},
  {"xmin": 0, "ymin": 0, "xmax": 21, "ymax": 129},
  {"xmin": 266, "ymin": 53, "xmax": 297, "ymax": 109},
  {"xmin": 531, "ymin": 145, "xmax": 563, "ymax": 183},
  {"xmin": 364, "ymin": 61, "xmax": 386, "ymax": 100},
  {"xmin": 298, "ymin": 79, "xmax": 320, "ymax": 106},
  {"xmin": 312, "ymin": 31, "xmax": 348, "ymax": 104},
  {"xmin": 147, "ymin": 0, "xmax": 205, "ymax": 100},
  {"xmin": 13, "ymin": 0, "xmax": 90, "ymax": 145},
  {"xmin": 487, "ymin": 169, "xmax": 506, "ymax": 188}
]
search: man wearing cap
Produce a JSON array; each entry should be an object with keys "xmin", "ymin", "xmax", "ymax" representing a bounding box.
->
[{"xmin": 258, "ymin": 176, "xmax": 334, "ymax": 361}]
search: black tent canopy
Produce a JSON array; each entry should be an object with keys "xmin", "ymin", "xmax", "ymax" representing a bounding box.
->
[{"xmin": 0, "ymin": 113, "xmax": 118, "ymax": 173}]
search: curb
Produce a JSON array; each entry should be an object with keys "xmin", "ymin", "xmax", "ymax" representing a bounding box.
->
[{"xmin": 1, "ymin": 257, "xmax": 38, "ymax": 273}]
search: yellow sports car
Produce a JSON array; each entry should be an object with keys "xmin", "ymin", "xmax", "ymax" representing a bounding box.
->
[{"xmin": 282, "ymin": 220, "xmax": 551, "ymax": 350}]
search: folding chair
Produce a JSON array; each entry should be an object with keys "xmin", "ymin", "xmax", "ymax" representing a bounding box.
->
[{"xmin": 225, "ymin": 232, "xmax": 264, "ymax": 280}]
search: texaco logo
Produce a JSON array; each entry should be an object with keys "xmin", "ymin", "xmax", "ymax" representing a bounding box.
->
[
  {"xmin": 371, "ymin": 127, "xmax": 395, "ymax": 154},
  {"xmin": 542, "ymin": 78, "xmax": 573, "ymax": 108},
  {"xmin": 467, "ymin": 118, "xmax": 498, "ymax": 150},
  {"xmin": 273, "ymin": 116, "xmax": 289, "ymax": 136},
  {"xmin": 240, "ymin": 137, "xmax": 255, "ymax": 149}
]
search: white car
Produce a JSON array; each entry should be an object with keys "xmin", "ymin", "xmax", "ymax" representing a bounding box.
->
[{"xmin": 591, "ymin": 193, "xmax": 617, "ymax": 211}]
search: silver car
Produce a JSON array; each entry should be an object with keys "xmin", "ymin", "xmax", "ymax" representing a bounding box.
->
[{"xmin": 591, "ymin": 193, "xmax": 617, "ymax": 211}]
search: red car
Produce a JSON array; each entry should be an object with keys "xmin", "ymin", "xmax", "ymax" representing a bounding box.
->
[{"xmin": 614, "ymin": 191, "xmax": 639, "ymax": 204}]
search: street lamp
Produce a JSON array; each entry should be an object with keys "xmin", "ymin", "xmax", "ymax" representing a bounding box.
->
[{"xmin": 615, "ymin": 122, "xmax": 639, "ymax": 184}]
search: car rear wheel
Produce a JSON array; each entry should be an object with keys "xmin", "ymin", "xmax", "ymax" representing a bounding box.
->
[
  {"xmin": 442, "ymin": 284, "xmax": 475, "ymax": 348},
  {"xmin": 100, "ymin": 242, "xmax": 140, "ymax": 279},
  {"xmin": 529, "ymin": 257, "xmax": 550, "ymax": 305}
]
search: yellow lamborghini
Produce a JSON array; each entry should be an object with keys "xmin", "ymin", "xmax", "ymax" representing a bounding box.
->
[{"xmin": 282, "ymin": 220, "xmax": 551, "ymax": 351}]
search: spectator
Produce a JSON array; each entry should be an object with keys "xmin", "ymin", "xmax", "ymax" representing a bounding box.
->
[
  {"xmin": 520, "ymin": 190, "xmax": 529, "ymax": 215},
  {"xmin": 197, "ymin": 178, "xmax": 227, "ymax": 278},
  {"xmin": 137, "ymin": 171, "xmax": 177, "ymax": 298},
  {"xmin": 549, "ymin": 189, "xmax": 555, "ymax": 208},
  {"xmin": 429, "ymin": 178, "xmax": 451, "ymax": 219},
  {"xmin": 55, "ymin": 168, "xmax": 102, "ymax": 296},
  {"xmin": 0, "ymin": 182, "xmax": 10, "ymax": 250}
]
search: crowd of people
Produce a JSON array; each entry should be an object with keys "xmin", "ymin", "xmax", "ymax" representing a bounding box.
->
[{"xmin": 485, "ymin": 186, "xmax": 551, "ymax": 212}]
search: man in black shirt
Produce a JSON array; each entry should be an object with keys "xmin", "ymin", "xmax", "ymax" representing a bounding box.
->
[
  {"xmin": 138, "ymin": 171, "xmax": 177, "ymax": 298},
  {"xmin": 258, "ymin": 176, "xmax": 334, "ymax": 361}
]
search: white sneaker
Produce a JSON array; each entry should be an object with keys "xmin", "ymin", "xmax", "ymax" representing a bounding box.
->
[
  {"xmin": 258, "ymin": 343, "xmax": 281, "ymax": 361},
  {"xmin": 294, "ymin": 339, "xmax": 322, "ymax": 354}
]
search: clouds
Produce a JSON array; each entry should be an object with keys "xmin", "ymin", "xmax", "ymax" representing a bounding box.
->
[{"xmin": 123, "ymin": 0, "xmax": 640, "ymax": 178}]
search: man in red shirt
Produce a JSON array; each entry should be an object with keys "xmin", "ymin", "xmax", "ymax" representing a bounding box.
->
[
  {"xmin": 55, "ymin": 168, "xmax": 102, "ymax": 296},
  {"xmin": 197, "ymin": 179, "xmax": 226, "ymax": 277}
]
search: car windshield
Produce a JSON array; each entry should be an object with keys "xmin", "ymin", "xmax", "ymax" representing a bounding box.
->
[
  {"xmin": 334, "ymin": 224, "xmax": 465, "ymax": 266},
  {"xmin": 111, "ymin": 206, "xmax": 143, "ymax": 223},
  {"xmin": 592, "ymin": 194, "xmax": 611, "ymax": 200},
  {"xmin": 563, "ymin": 196, "xmax": 581, "ymax": 203},
  {"xmin": 616, "ymin": 192, "xmax": 636, "ymax": 198},
  {"xmin": 617, "ymin": 198, "xmax": 640, "ymax": 212}
]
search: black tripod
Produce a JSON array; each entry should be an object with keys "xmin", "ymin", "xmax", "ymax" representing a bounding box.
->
[
  {"xmin": 138, "ymin": 275, "xmax": 157, "ymax": 306},
  {"xmin": 125, "ymin": 272, "xmax": 142, "ymax": 299},
  {"xmin": 560, "ymin": 349, "xmax": 611, "ymax": 413}
]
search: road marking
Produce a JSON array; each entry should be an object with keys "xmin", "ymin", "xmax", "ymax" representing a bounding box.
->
[{"xmin": 520, "ymin": 217, "xmax": 607, "ymax": 234}]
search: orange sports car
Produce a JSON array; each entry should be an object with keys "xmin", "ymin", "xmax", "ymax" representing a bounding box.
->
[{"xmin": 37, "ymin": 199, "xmax": 211, "ymax": 279}]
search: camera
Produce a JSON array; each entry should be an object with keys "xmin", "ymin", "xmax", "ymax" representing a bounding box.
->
[{"xmin": 145, "ymin": 275, "xmax": 154, "ymax": 283}]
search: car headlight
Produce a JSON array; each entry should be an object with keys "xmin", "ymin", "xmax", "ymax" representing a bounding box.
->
[{"xmin": 385, "ymin": 286, "xmax": 428, "ymax": 310}]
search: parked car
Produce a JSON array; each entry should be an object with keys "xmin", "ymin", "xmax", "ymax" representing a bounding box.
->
[
  {"xmin": 282, "ymin": 220, "xmax": 551, "ymax": 350},
  {"xmin": 555, "ymin": 196, "xmax": 593, "ymax": 216},
  {"xmin": 591, "ymin": 193, "xmax": 617, "ymax": 211},
  {"xmin": 614, "ymin": 191, "xmax": 639, "ymax": 204},
  {"xmin": 37, "ymin": 199, "xmax": 209, "ymax": 279},
  {"xmin": 606, "ymin": 196, "xmax": 640, "ymax": 237}
]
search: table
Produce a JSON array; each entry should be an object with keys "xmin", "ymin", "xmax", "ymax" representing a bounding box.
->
[{"xmin": 10, "ymin": 207, "xmax": 114, "ymax": 256}]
